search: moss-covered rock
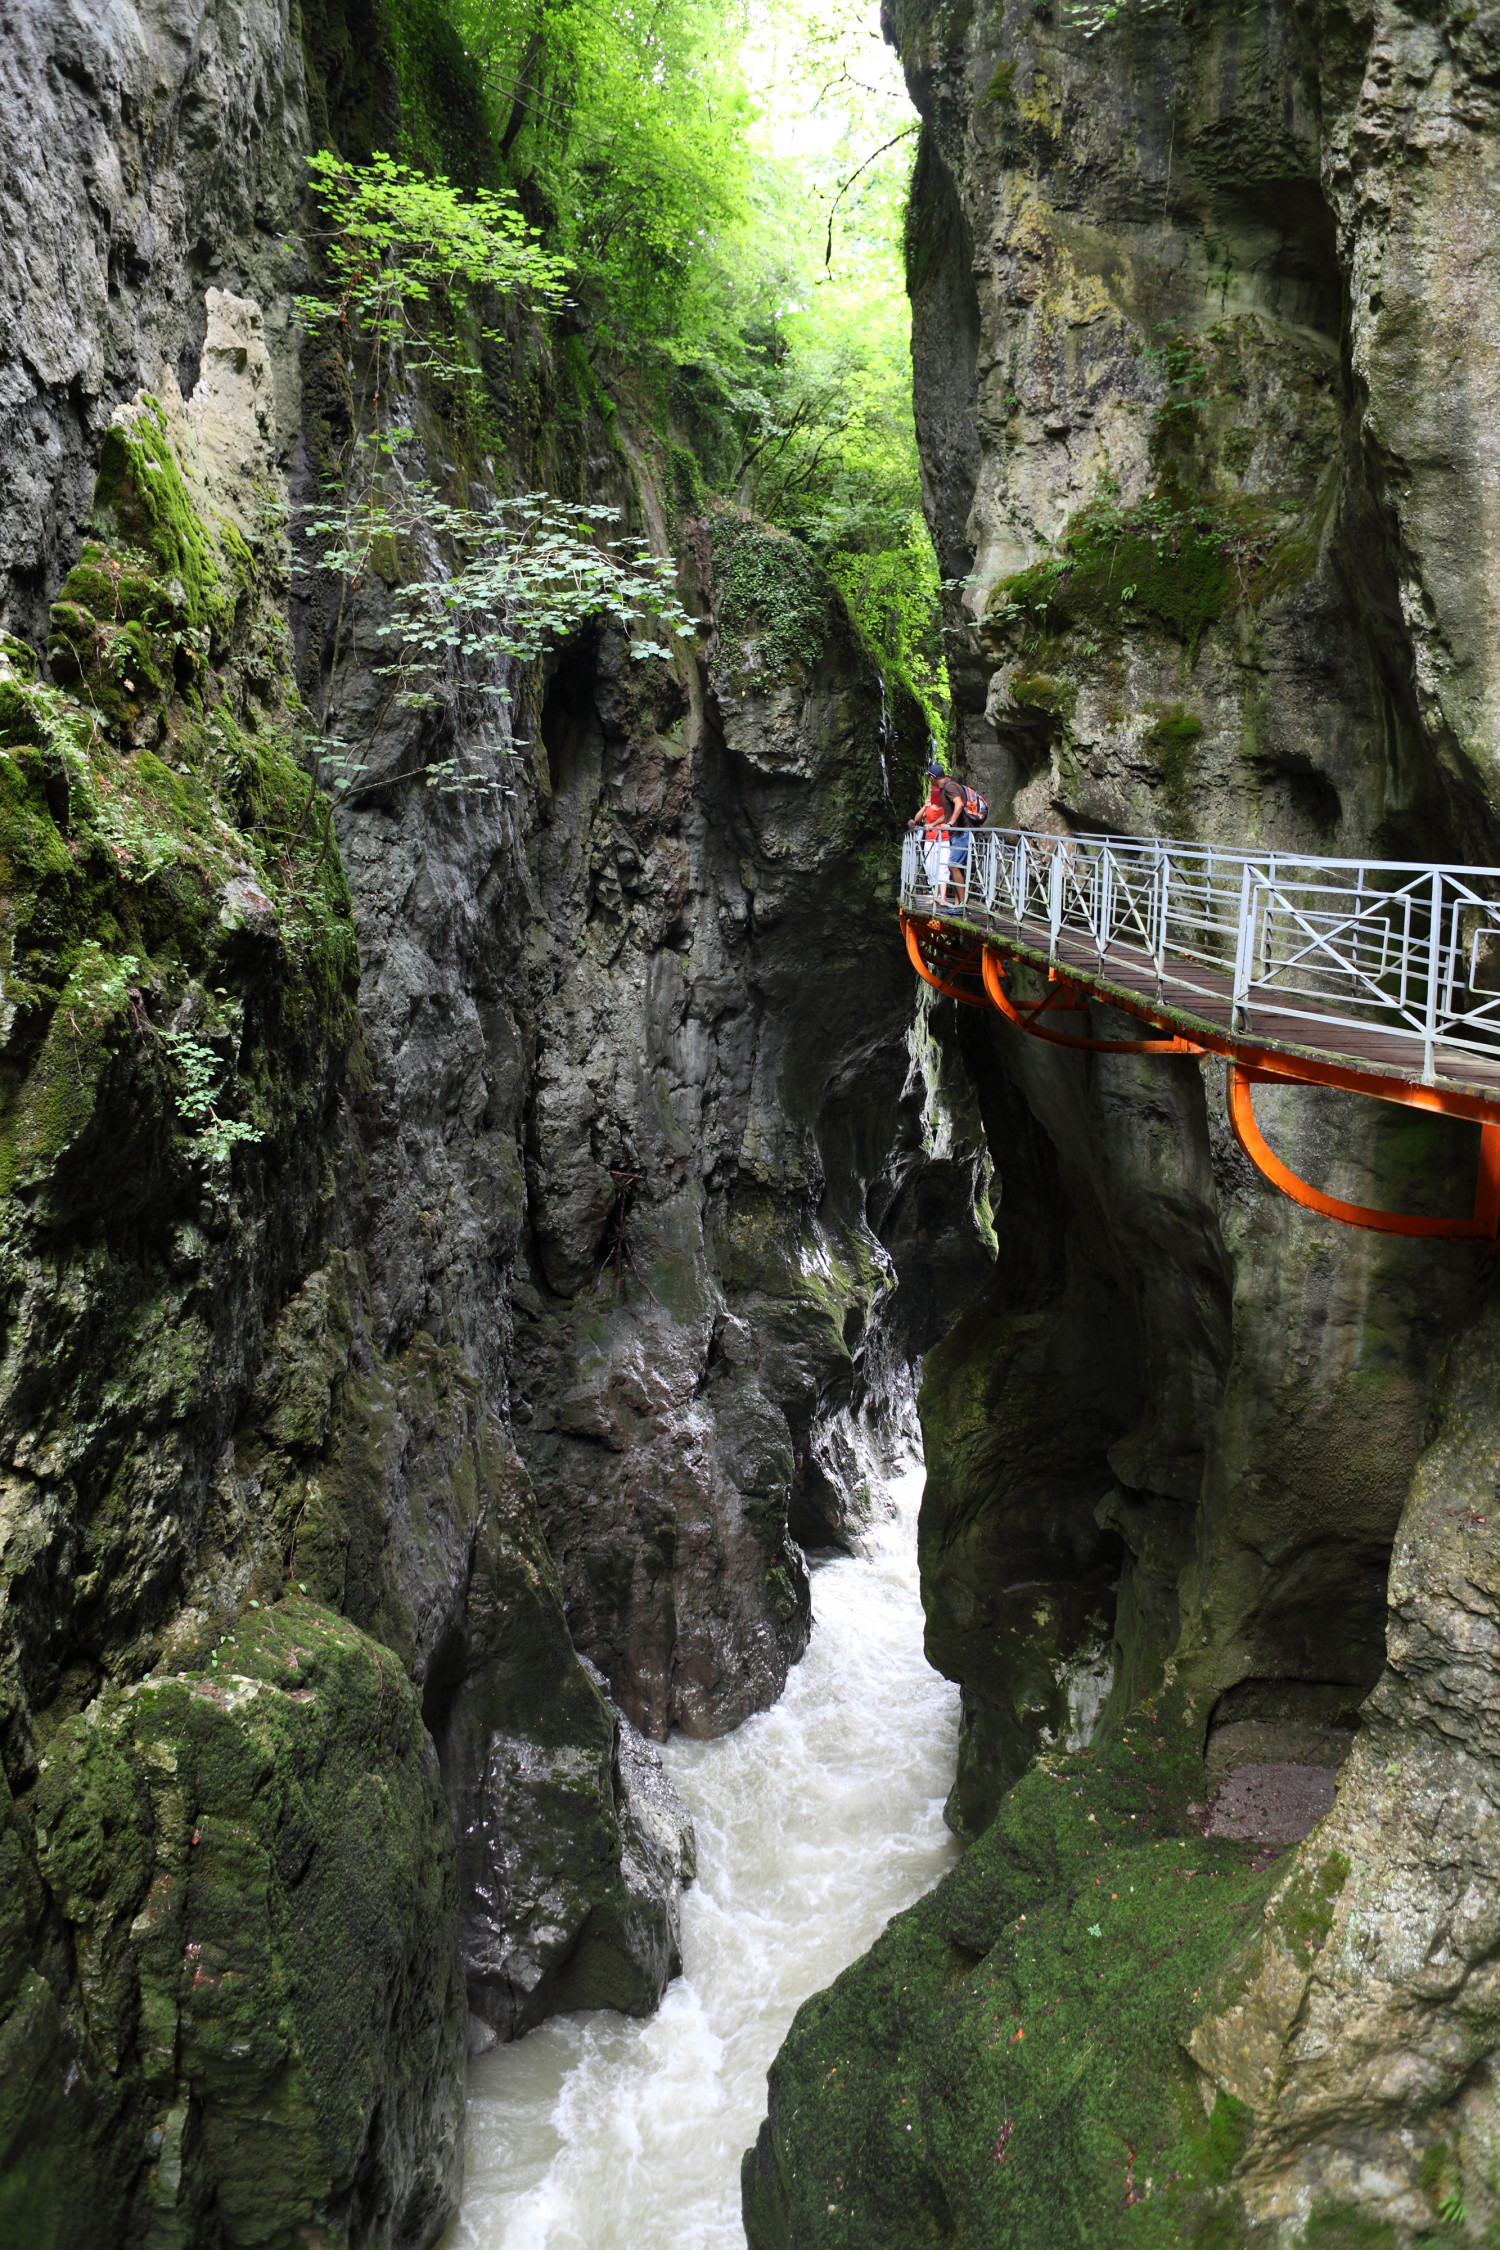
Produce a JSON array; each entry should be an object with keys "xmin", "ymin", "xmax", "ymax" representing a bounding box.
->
[
  {"xmin": 8, "ymin": 1597, "xmax": 463, "ymax": 2250},
  {"xmin": 742, "ymin": 1731, "xmax": 1280, "ymax": 2250},
  {"xmin": 0, "ymin": 356, "xmax": 487, "ymax": 2248}
]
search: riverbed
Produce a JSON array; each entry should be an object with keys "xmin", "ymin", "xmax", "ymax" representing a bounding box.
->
[{"xmin": 456, "ymin": 1462, "xmax": 960, "ymax": 2249}]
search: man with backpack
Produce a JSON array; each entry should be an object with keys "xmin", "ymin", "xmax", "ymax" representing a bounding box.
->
[{"xmin": 908, "ymin": 762, "xmax": 988, "ymax": 905}]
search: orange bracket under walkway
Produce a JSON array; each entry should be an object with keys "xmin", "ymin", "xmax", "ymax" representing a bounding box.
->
[{"xmin": 901, "ymin": 911, "xmax": 1500, "ymax": 1242}]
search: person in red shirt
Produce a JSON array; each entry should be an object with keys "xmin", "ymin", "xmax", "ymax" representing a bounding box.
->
[{"xmin": 908, "ymin": 763, "xmax": 969, "ymax": 904}]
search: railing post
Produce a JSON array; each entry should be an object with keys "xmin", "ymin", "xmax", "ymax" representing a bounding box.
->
[
  {"xmin": 1098, "ymin": 846, "xmax": 1113, "ymax": 963},
  {"xmin": 1423, "ymin": 868, "xmax": 1442, "ymax": 1082},
  {"xmin": 1048, "ymin": 842, "xmax": 1064, "ymax": 963},
  {"xmin": 1154, "ymin": 843, "xmax": 1168, "ymax": 991},
  {"xmin": 1231, "ymin": 861, "xmax": 1256, "ymax": 1032}
]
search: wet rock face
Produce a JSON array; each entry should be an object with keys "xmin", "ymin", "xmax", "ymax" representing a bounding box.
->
[
  {"xmin": 743, "ymin": 2, "xmax": 1500, "ymax": 2242},
  {"xmin": 514, "ymin": 517, "xmax": 928, "ymax": 1737},
  {"xmin": 876, "ymin": 0, "xmax": 1500, "ymax": 1833}
]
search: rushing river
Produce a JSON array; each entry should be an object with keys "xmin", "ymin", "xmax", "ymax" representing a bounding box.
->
[{"xmin": 457, "ymin": 1461, "xmax": 960, "ymax": 2250}]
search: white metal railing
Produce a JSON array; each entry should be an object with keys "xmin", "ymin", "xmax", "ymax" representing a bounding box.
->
[{"xmin": 900, "ymin": 825, "xmax": 1500, "ymax": 1083}]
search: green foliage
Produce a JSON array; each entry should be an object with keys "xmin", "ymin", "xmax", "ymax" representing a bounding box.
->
[
  {"xmin": 712, "ymin": 514, "xmax": 833, "ymax": 683},
  {"xmin": 727, "ymin": 6, "xmax": 941, "ymax": 728},
  {"xmin": 297, "ymin": 147, "xmax": 697, "ymax": 807},
  {"xmin": 433, "ymin": 0, "xmax": 947, "ymax": 730},
  {"xmin": 442, "ymin": 0, "xmax": 758, "ymax": 360},
  {"xmin": 161, "ymin": 1030, "xmax": 263, "ymax": 1164},
  {"xmin": 298, "ymin": 147, "xmax": 566, "ymax": 384}
]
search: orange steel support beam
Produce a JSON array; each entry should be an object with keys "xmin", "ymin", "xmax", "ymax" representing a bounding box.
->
[
  {"xmin": 899, "ymin": 913, "xmax": 1500, "ymax": 1241},
  {"xmin": 1227, "ymin": 1064, "xmax": 1500, "ymax": 1241},
  {"xmin": 902, "ymin": 915, "xmax": 989, "ymax": 1008},
  {"xmin": 978, "ymin": 943, "xmax": 1202, "ymax": 1055}
]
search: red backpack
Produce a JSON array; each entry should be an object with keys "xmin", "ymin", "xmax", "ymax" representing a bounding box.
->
[{"xmin": 954, "ymin": 782, "xmax": 988, "ymax": 827}]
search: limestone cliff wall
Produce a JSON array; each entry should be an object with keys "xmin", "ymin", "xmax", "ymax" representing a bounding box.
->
[
  {"xmin": 743, "ymin": 0, "xmax": 1500, "ymax": 2243},
  {"xmin": 882, "ymin": 0, "xmax": 1500, "ymax": 1841},
  {"xmin": 0, "ymin": 5, "xmax": 942, "ymax": 2244}
]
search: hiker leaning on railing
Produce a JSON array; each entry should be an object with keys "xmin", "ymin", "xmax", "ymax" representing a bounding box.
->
[{"xmin": 907, "ymin": 762, "xmax": 989, "ymax": 905}]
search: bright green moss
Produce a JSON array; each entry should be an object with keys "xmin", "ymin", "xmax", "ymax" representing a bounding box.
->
[
  {"xmin": 88, "ymin": 403, "xmax": 226, "ymax": 634},
  {"xmin": 991, "ymin": 506, "xmax": 1233, "ymax": 657},
  {"xmin": 1146, "ymin": 706, "xmax": 1205, "ymax": 814},
  {"xmin": 1201, "ymin": 2090, "xmax": 1250, "ymax": 2184},
  {"xmin": 987, "ymin": 59, "xmax": 1018, "ymax": 107}
]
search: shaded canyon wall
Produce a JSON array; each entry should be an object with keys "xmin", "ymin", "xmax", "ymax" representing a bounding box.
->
[
  {"xmin": 0, "ymin": 4, "xmax": 949, "ymax": 2244},
  {"xmin": 745, "ymin": 0, "xmax": 1500, "ymax": 2242}
]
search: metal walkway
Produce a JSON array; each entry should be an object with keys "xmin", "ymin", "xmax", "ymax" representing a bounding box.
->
[{"xmin": 900, "ymin": 826, "xmax": 1500, "ymax": 1240}]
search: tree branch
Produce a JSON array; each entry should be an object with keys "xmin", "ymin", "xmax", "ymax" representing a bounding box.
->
[{"xmin": 824, "ymin": 125, "xmax": 919, "ymax": 267}]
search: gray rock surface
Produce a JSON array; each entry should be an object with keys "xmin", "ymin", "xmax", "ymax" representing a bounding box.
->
[
  {"xmin": 743, "ymin": 1, "xmax": 1500, "ymax": 2239},
  {"xmin": 0, "ymin": 0, "xmax": 309, "ymax": 639},
  {"xmin": 513, "ymin": 518, "xmax": 929, "ymax": 1738},
  {"xmin": 1191, "ymin": 1296, "xmax": 1500, "ymax": 2234},
  {"xmin": 0, "ymin": 6, "xmax": 956, "ymax": 2241}
]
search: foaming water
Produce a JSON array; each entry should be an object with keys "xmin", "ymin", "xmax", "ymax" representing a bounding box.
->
[{"xmin": 457, "ymin": 1463, "xmax": 960, "ymax": 2250}]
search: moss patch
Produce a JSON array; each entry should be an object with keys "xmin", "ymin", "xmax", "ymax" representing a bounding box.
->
[
  {"xmin": 1271, "ymin": 1847, "xmax": 1350, "ymax": 1962},
  {"xmin": 1146, "ymin": 705, "xmax": 1205, "ymax": 818},
  {"xmin": 87, "ymin": 403, "xmax": 227, "ymax": 636},
  {"xmin": 744, "ymin": 1733, "xmax": 1282, "ymax": 2250},
  {"xmin": 23, "ymin": 1598, "xmax": 463, "ymax": 2248},
  {"xmin": 987, "ymin": 500, "xmax": 1235, "ymax": 658},
  {"xmin": 711, "ymin": 509, "xmax": 836, "ymax": 686}
]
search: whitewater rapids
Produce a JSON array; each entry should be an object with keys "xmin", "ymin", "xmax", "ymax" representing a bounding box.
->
[{"xmin": 456, "ymin": 1461, "xmax": 960, "ymax": 2249}]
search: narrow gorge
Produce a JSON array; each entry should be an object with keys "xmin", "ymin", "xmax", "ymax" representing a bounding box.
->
[{"xmin": 1, "ymin": 0, "xmax": 1499, "ymax": 2246}]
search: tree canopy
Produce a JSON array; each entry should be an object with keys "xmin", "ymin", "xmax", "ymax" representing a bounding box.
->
[{"xmin": 374, "ymin": 0, "xmax": 946, "ymax": 732}]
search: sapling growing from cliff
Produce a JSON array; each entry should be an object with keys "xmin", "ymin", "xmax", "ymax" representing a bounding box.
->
[
  {"xmin": 294, "ymin": 151, "xmax": 695, "ymax": 827},
  {"xmin": 161, "ymin": 1030, "xmax": 263, "ymax": 1166}
]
